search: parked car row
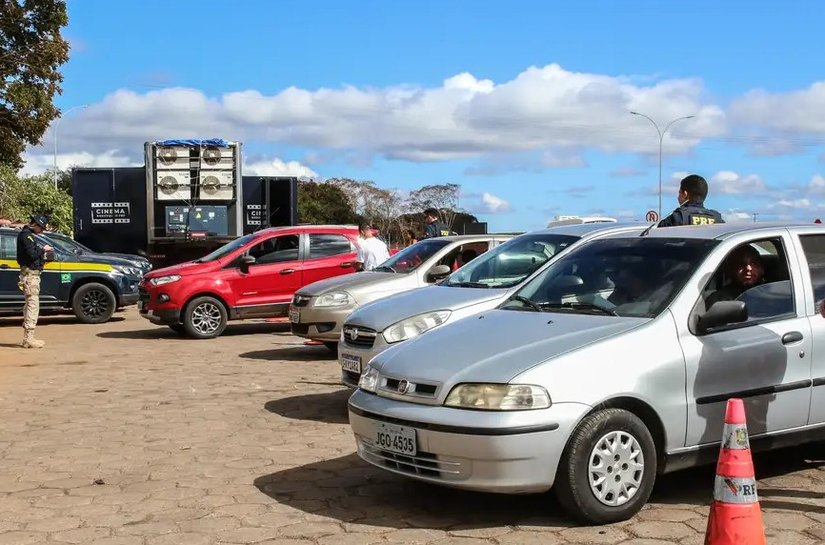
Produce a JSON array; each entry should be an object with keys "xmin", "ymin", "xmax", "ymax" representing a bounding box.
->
[{"xmin": 315, "ymin": 221, "xmax": 825, "ymax": 525}]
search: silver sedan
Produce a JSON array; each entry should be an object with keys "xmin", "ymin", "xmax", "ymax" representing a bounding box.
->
[{"xmin": 348, "ymin": 222, "xmax": 825, "ymax": 524}]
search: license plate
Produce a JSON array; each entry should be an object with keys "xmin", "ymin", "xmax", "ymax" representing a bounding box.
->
[
  {"xmin": 373, "ymin": 422, "xmax": 417, "ymax": 456},
  {"xmin": 341, "ymin": 353, "xmax": 361, "ymax": 374},
  {"xmin": 289, "ymin": 309, "xmax": 300, "ymax": 323}
]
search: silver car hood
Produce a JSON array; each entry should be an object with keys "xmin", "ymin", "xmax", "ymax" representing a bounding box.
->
[
  {"xmin": 297, "ymin": 271, "xmax": 400, "ymax": 296},
  {"xmin": 347, "ymin": 286, "xmax": 508, "ymax": 331},
  {"xmin": 373, "ymin": 309, "xmax": 649, "ymax": 385}
]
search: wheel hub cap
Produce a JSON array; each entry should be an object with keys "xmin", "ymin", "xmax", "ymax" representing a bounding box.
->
[{"xmin": 588, "ymin": 430, "xmax": 644, "ymax": 507}]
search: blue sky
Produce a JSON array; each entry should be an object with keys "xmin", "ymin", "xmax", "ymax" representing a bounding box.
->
[{"xmin": 24, "ymin": 0, "xmax": 825, "ymax": 231}]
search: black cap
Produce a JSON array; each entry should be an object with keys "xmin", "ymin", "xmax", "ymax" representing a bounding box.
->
[{"xmin": 30, "ymin": 214, "xmax": 48, "ymax": 229}]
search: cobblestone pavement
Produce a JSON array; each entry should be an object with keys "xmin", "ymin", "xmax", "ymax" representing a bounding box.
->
[{"xmin": 2, "ymin": 309, "xmax": 825, "ymax": 544}]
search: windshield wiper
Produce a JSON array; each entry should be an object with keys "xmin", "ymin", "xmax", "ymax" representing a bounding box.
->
[
  {"xmin": 447, "ymin": 281, "xmax": 491, "ymax": 288},
  {"xmin": 373, "ymin": 265, "xmax": 396, "ymax": 273},
  {"xmin": 512, "ymin": 295, "xmax": 544, "ymax": 312},
  {"xmin": 541, "ymin": 302, "xmax": 619, "ymax": 316}
]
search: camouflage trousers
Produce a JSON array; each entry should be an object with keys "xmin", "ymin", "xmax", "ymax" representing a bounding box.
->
[{"xmin": 18, "ymin": 267, "xmax": 41, "ymax": 331}]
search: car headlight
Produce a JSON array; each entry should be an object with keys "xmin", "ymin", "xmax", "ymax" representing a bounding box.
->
[
  {"xmin": 148, "ymin": 275, "xmax": 181, "ymax": 287},
  {"xmin": 358, "ymin": 365, "xmax": 380, "ymax": 393},
  {"xmin": 383, "ymin": 310, "xmax": 451, "ymax": 344},
  {"xmin": 115, "ymin": 265, "xmax": 142, "ymax": 276},
  {"xmin": 444, "ymin": 383, "xmax": 551, "ymax": 411},
  {"xmin": 315, "ymin": 291, "xmax": 354, "ymax": 307}
]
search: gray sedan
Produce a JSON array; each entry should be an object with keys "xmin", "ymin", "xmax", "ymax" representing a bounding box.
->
[
  {"xmin": 338, "ymin": 223, "xmax": 644, "ymax": 386},
  {"xmin": 348, "ymin": 222, "xmax": 825, "ymax": 523},
  {"xmin": 289, "ymin": 235, "xmax": 511, "ymax": 350}
]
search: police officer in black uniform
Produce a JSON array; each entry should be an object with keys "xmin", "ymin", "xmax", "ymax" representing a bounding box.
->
[
  {"xmin": 657, "ymin": 174, "xmax": 725, "ymax": 227},
  {"xmin": 17, "ymin": 214, "xmax": 52, "ymax": 348},
  {"xmin": 422, "ymin": 208, "xmax": 451, "ymax": 239}
]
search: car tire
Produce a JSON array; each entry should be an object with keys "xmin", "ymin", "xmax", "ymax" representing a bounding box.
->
[
  {"xmin": 72, "ymin": 283, "xmax": 117, "ymax": 324},
  {"xmin": 323, "ymin": 342, "xmax": 338, "ymax": 353},
  {"xmin": 182, "ymin": 296, "xmax": 228, "ymax": 339},
  {"xmin": 554, "ymin": 408, "xmax": 657, "ymax": 525}
]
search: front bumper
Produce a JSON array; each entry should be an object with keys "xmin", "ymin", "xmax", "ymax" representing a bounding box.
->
[
  {"xmin": 347, "ymin": 389, "xmax": 589, "ymax": 494},
  {"xmin": 139, "ymin": 307, "xmax": 181, "ymax": 325},
  {"xmin": 289, "ymin": 302, "xmax": 355, "ymax": 342},
  {"xmin": 119, "ymin": 292, "xmax": 140, "ymax": 306}
]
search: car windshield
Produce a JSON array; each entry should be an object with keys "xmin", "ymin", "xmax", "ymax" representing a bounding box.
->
[
  {"xmin": 193, "ymin": 233, "xmax": 258, "ymax": 263},
  {"xmin": 502, "ymin": 237, "xmax": 720, "ymax": 318},
  {"xmin": 373, "ymin": 239, "xmax": 452, "ymax": 273},
  {"xmin": 46, "ymin": 233, "xmax": 89, "ymax": 253},
  {"xmin": 444, "ymin": 233, "xmax": 580, "ymax": 289}
]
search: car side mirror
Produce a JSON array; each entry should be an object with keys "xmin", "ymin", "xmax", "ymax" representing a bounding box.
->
[
  {"xmin": 427, "ymin": 264, "xmax": 452, "ymax": 282},
  {"xmin": 695, "ymin": 300, "xmax": 748, "ymax": 334},
  {"xmin": 239, "ymin": 254, "xmax": 256, "ymax": 273}
]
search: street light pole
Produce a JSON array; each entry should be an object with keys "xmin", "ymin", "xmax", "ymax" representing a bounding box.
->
[
  {"xmin": 629, "ymin": 111, "xmax": 695, "ymax": 218},
  {"xmin": 52, "ymin": 104, "xmax": 89, "ymax": 188}
]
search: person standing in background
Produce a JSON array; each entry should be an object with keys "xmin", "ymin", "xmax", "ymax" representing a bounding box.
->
[
  {"xmin": 354, "ymin": 221, "xmax": 390, "ymax": 271},
  {"xmin": 16, "ymin": 214, "xmax": 52, "ymax": 349}
]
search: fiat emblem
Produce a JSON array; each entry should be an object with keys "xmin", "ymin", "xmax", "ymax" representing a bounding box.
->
[
  {"xmin": 397, "ymin": 380, "xmax": 410, "ymax": 394},
  {"xmin": 349, "ymin": 327, "xmax": 359, "ymax": 341}
]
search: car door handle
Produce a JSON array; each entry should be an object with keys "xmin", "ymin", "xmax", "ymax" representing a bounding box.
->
[
  {"xmin": 280, "ymin": 269, "xmax": 295, "ymax": 275},
  {"xmin": 782, "ymin": 331, "xmax": 803, "ymax": 344},
  {"xmin": 340, "ymin": 262, "xmax": 353, "ymax": 268}
]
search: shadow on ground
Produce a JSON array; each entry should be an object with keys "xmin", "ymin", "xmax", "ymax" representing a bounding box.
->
[
  {"xmin": 97, "ymin": 322, "xmax": 290, "ymax": 340},
  {"xmin": 254, "ymin": 453, "xmax": 575, "ymax": 530},
  {"xmin": 264, "ymin": 389, "xmax": 352, "ymax": 424},
  {"xmin": 240, "ymin": 345, "xmax": 336, "ymax": 362},
  {"xmin": 255, "ymin": 445, "xmax": 825, "ymax": 529},
  {"xmin": 0, "ymin": 315, "xmax": 125, "ymax": 327}
]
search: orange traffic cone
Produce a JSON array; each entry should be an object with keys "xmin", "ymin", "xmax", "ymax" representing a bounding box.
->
[{"xmin": 704, "ymin": 398, "xmax": 766, "ymax": 545}]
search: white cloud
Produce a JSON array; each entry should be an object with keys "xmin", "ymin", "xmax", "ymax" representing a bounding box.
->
[
  {"xmin": 20, "ymin": 150, "xmax": 140, "ymax": 176},
  {"xmin": 462, "ymin": 192, "xmax": 513, "ymax": 215},
  {"xmin": 243, "ymin": 158, "xmax": 318, "ymax": 179},
  {"xmin": 709, "ymin": 171, "xmax": 767, "ymax": 194},
  {"xmin": 21, "ymin": 63, "xmax": 727, "ymax": 170},
  {"xmin": 722, "ymin": 211, "xmax": 753, "ymax": 223},
  {"xmin": 808, "ymin": 174, "xmax": 825, "ymax": 194}
]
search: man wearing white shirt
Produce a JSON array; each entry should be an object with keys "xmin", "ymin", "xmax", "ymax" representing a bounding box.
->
[{"xmin": 355, "ymin": 221, "xmax": 390, "ymax": 271}]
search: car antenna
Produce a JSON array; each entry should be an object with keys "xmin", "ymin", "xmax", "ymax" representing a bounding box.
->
[{"xmin": 639, "ymin": 222, "xmax": 657, "ymax": 237}]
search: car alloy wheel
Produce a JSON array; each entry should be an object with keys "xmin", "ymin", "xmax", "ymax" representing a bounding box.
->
[
  {"xmin": 191, "ymin": 302, "xmax": 222, "ymax": 335},
  {"xmin": 80, "ymin": 288, "xmax": 111, "ymax": 319}
]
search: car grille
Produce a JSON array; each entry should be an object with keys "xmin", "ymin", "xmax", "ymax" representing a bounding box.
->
[
  {"xmin": 291, "ymin": 323, "xmax": 309, "ymax": 335},
  {"xmin": 358, "ymin": 441, "xmax": 463, "ymax": 480},
  {"xmin": 342, "ymin": 325, "xmax": 377, "ymax": 348},
  {"xmin": 292, "ymin": 294, "xmax": 311, "ymax": 307}
]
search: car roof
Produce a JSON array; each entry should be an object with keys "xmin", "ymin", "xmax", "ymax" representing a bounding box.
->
[
  {"xmin": 598, "ymin": 221, "xmax": 825, "ymax": 241},
  {"xmin": 518, "ymin": 221, "xmax": 645, "ymax": 237}
]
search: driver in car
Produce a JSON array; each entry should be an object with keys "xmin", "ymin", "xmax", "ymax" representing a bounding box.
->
[{"xmin": 706, "ymin": 245, "xmax": 765, "ymax": 308}]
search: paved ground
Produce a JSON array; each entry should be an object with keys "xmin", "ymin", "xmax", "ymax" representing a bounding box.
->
[{"xmin": 1, "ymin": 309, "xmax": 825, "ymax": 544}]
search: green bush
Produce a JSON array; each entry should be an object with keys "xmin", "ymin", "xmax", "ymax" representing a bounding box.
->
[{"xmin": 0, "ymin": 164, "xmax": 73, "ymax": 234}]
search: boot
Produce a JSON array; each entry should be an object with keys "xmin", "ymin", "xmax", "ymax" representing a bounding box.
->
[{"xmin": 22, "ymin": 329, "xmax": 45, "ymax": 349}]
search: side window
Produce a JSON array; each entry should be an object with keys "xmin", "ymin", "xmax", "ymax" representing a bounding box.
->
[
  {"xmin": 248, "ymin": 235, "xmax": 299, "ymax": 264},
  {"xmin": 0, "ymin": 235, "xmax": 15, "ymax": 259},
  {"xmin": 701, "ymin": 237, "xmax": 795, "ymax": 323},
  {"xmin": 309, "ymin": 234, "xmax": 354, "ymax": 259},
  {"xmin": 799, "ymin": 235, "xmax": 825, "ymax": 305}
]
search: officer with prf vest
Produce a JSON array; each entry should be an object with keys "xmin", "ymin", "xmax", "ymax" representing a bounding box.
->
[
  {"xmin": 16, "ymin": 214, "xmax": 52, "ymax": 349},
  {"xmin": 422, "ymin": 207, "xmax": 451, "ymax": 239},
  {"xmin": 657, "ymin": 174, "xmax": 725, "ymax": 227}
]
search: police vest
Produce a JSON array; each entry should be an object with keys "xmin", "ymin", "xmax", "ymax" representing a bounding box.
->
[{"xmin": 683, "ymin": 205, "xmax": 722, "ymax": 226}]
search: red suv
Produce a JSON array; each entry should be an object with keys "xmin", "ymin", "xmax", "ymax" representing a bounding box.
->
[{"xmin": 138, "ymin": 225, "xmax": 367, "ymax": 338}]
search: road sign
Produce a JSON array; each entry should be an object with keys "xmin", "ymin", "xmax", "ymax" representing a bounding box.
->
[{"xmin": 645, "ymin": 210, "xmax": 659, "ymax": 222}]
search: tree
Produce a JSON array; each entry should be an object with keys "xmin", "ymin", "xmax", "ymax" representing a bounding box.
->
[
  {"xmin": 0, "ymin": 0, "xmax": 70, "ymax": 169},
  {"xmin": 297, "ymin": 181, "xmax": 360, "ymax": 225},
  {"xmin": 0, "ymin": 163, "xmax": 72, "ymax": 232},
  {"xmin": 408, "ymin": 183, "xmax": 462, "ymax": 230}
]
